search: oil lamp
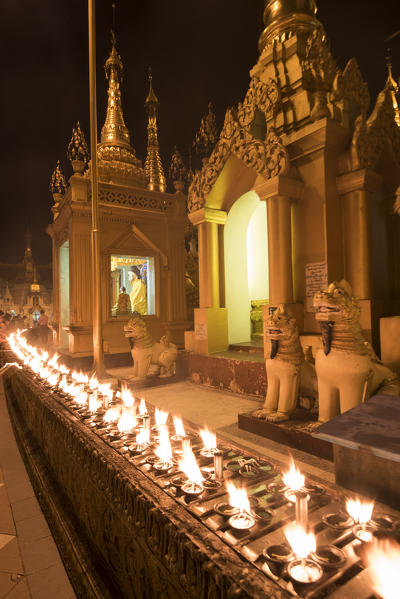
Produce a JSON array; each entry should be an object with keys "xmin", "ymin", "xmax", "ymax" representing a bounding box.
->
[
  {"xmin": 225, "ymin": 481, "xmax": 255, "ymax": 530},
  {"xmin": 171, "ymin": 416, "xmax": 186, "ymax": 441},
  {"xmin": 153, "ymin": 425, "xmax": 173, "ymax": 471},
  {"xmin": 130, "ymin": 428, "xmax": 151, "ymax": 454},
  {"xmin": 179, "ymin": 444, "xmax": 204, "ymax": 497},
  {"xmin": 283, "ymin": 459, "xmax": 307, "ymax": 503},
  {"xmin": 346, "ymin": 497, "xmax": 375, "ymax": 543},
  {"xmin": 284, "ymin": 523, "xmax": 322, "ymax": 584},
  {"xmin": 199, "ymin": 427, "xmax": 218, "ymax": 457}
]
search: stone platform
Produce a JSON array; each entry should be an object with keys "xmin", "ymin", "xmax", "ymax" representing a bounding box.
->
[{"xmin": 238, "ymin": 409, "xmax": 333, "ymax": 462}]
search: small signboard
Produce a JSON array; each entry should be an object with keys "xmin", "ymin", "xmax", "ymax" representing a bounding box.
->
[
  {"xmin": 305, "ymin": 261, "xmax": 328, "ymax": 312},
  {"xmin": 195, "ymin": 323, "xmax": 207, "ymax": 340}
]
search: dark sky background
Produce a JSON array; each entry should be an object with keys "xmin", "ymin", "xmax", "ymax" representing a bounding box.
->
[{"xmin": 0, "ymin": 0, "xmax": 399, "ymax": 266}]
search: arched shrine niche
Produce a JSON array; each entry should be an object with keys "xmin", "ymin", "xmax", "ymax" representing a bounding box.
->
[{"xmin": 224, "ymin": 190, "xmax": 268, "ymax": 344}]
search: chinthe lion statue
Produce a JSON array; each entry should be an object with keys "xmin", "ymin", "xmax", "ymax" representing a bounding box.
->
[
  {"xmin": 124, "ymin": 313, "xmax": 178, "ymax": 379},
  {"xmin": 255, "ymin": 304, "xmax": 317, "ymax": 422},
  {"xmin": 313, "ymin": 280, "xmax": 400, "ymax": 425}
]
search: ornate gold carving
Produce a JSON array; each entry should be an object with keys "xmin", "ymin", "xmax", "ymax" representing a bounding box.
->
[
  {"xmin": 193, "ymin": 102, "xmax": 219, "ymax": 160},
  {"xmin": 301, "ymin": 29, "xmax": 336, "ymax": 89},
  {"xmin": 332, "ymin": 57, "xmax": 370, "ymax": 118},
  {"xmin": 97, "ymin": 188, "xmax": 173, "ymax": 212},
  {"xmin": 237, "ymin": 76, "xmax": 281, "ymax": 129},
  {"xmin": 351, "ymin": 87, "xmax": 400, "ymax": 170},
  {"xmin": 169, "ymin": 146, "xmax": 187, "ymax": 184},
  {"xmin": 188, "ymin": 109, "xmax": 290, "ymax": 212}
]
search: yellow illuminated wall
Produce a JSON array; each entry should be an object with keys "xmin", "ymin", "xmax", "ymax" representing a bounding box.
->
[
  {"xmin": 224, "ymin": 191, "xmax": 269, "ymax": 344},
  {"xmin": 59, "ymin": 241, "xmax": 70, "ymax": 348}
]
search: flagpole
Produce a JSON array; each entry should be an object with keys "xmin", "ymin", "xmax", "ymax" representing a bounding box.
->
[{"xmin": 88, "ymin": 0, "xmax": 106, "ymax": 377}]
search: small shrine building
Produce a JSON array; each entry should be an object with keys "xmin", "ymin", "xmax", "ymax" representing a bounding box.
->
[
  {"xmin": 186, "ymin": 0, "xmax": 400, "ymax": 355},
  {"xmin": 47, "ymin": 38, "xmax": 188, "ymax": 361}
]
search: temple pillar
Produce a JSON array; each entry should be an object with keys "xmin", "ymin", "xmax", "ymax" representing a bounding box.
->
[
  {"xmin": 337, "ymin": 168, "xmax": 382, "ymax": 345},
  {"xmin": 256, "ymin": 175, "xmax": 304, "ymax": 305},
  {"xmin": 189, "ymin": 207, "xmax": 228, "ymax": 353}
]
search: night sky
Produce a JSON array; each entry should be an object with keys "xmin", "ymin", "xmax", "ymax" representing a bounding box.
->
[{"xmin": 1, "ymin": 0, "xmax": 399, "ymax": 266}]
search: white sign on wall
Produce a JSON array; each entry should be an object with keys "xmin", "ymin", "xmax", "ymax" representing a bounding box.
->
[
  {"xmin": 305, "ymin": 261, "xmax": 328, "ymax": 312},
  {"xmin": 195, "ymin": 323, "xmax": 207, "ymax": 340}
]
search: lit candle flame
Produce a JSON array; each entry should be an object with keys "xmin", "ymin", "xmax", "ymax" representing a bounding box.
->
[
  {"xmin": 283, "ymin": 458, "xmax": 305, "ymax": 491},
  {"xmin": 178, "ymin": 444, "xmax": 204, "ymax": 485},
  {"xmin": 364, "ymin": 539, "xmax": 400, "ymax": 599},
  {"xmin": 88, "ymin": 393, "xmax": 101, "ymax": 413},
  {"xmin": 139, "ymin": 398, "xmax": 147, "ymax": 416},
  {"xmin": 225, "ymin": 480, "xmax": 250, "ymax": 514},
  {"xmin": 104, "ymin": 407, "xmax": 121, "ymax": 424},
  {"xmin": 284, "ymin": 523, "xmax": 316, "ymax": 559},
  {"xmin": 346, "ymin": 497, "xmax": 374, "ymax": 524},
  {"xmin": 199, "ymin": 427, "xmax": 217, "ymax": 451},
  {"xmin": 117, "ymin": 408, "xmax": 137, "ymax": 433},
  {"xmin": 173, "ymin": 416, "xmax": 185, "ymax": 438},
  {"xmin": 136, "ymin": 428, "xmax": 150, "ymax": 446},
  {"xmin": 121, "ymin": 385, "xmax": 135, "ymax": 408},
  {"xmin": 75, "ymin": 391, "xmax": 88, "ymax": 407},
  {"xmin": 154, "ymin": 425, "xmax": 172, "ymax": 462},
  {"xmin": 89, "ymin": 375, "xmax": 98, "ymax": 390},
  {"xmin": 48, "ymin": 373, "xmax": 59, "ymax": 386},
  {"xmin": 155, "ymin": 408, "xmax": 169, "ymax": 427}
]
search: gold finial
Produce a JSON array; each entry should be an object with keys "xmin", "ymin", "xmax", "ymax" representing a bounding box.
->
[
  {"xmin": 67, "ymin": 122, "xmax": 89, "ymax": 172},
  {"xmin": 193, "ymin": 102, "xmax": 218, "ymax": 161},
  {"xmin": 259, "ymin": 0, "xmax": 321, "ymax": 53},
  {"xmin": 144, "ymin": 68, "xmax": 166, "ymax": 192},
  {"xmin": 49, "ymin": 160, "xmax": 67, "ymax": 195},
  {"xmin": 169, "ymin": 146, "xmax": 187, "ymax": 182},
  {"xmin": 101, "ymin": 32, "xmax": 130, "ymax": 146}
]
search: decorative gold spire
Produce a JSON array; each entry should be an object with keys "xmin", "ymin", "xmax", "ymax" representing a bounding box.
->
[
  {"xmin": 101, "ymin": 31, "xmax": 130, "ymax": 147},
  {"xmin": 385, "ymin": 50, "xmax": 400, "ymax": 127},
  {"xmin": 96, "ymin": 31, "xmax": 145, "ymax": 186},
  {"xmin": 144, "ymin": 68, "xmax": 166, "ymax": 192},
  {"xmin": 169, "ymin": 146, "xmax": 187, "ymax": 192},
  {"xmin": 259, "ymin": 0, "xmax": 322, "ymax": 53}
]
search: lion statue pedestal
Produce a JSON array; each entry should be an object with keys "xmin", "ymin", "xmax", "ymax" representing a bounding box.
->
[{"xmin": 124, "ymin": 313, "xmax": 178, "ymax": 379}]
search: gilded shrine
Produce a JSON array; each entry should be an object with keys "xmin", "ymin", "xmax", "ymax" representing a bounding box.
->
[
  {"xmin": 47, "ymin": 36, "xmax": 188, "ymax": 363},
  {"xmin": 186, "ymin": 0, "xmax": 400, "ymax": 361}
]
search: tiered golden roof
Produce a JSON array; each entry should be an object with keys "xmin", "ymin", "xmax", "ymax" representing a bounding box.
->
[
  {"xmin": 97, "ymin": 31, "xmax": 146, "ymax": 186},
  {"xmin": 144, "ymin": 68, "xmax": 166, "ymax": 193}
]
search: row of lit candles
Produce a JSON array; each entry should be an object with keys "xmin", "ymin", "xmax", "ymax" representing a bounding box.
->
[{"xmin": 7, "ymin": 330, "xmax": 400, "ymax": 596}]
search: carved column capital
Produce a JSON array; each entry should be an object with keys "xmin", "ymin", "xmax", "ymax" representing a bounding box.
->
[
  {"xmin": 255, "ymin": 174, "xmax": 304, "ymax": 201},
  {"xmin": 188, "ymin": 207, "xmax": 227, "ymax": 227},
  {"xmin": 336, "ymin": 168, "xmax": 381, "ymax": 195}
]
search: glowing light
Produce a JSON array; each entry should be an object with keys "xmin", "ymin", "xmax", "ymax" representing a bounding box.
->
[
  {"xmin": 136, "ymin": 428, "xmax": 150, "ymax": 446},
  {"xmin": 364, "ymin": 539, "xmax": 400, "ymax": 599},
  {"xmin": 104, "ymin": 407, "xmax": 121, "ymax": 424},
  {"xmin": 283, "ymin": 459, "xmax": 305, "ymax": 491},
  {"xmin": 154, "ymin": 425, "xmax": 172, "ymax": 462},
  {"xmin": 346, "ymin": 497, "xmax": 374, "ymax": 525},
  {"xmin": 199, "ymin": 427, "xmax": 217, "ymax": 451},
  {"xmin": 117, "ymin": 408, "xmax": 137, "ymax": 433},
  {"xmin": 284, "ymin": 523, "xmax": 316, "ymax": 560},
  {"xmin": 155, "ymin": 408, "xmax": 168, "ymax": 427},
  {"xmin": 121, "ymin": 385, "xmax": 135, "ymax": 408},
  {"xmin": 75, "ymin": 391, "xmax": 88, "ymax": 407},
  {"xmin": 173, "ymin": 416, "xmax": 185, "ymax": 438},
  {"xmin": 88, "ymin": 393, "xmax": 101, "ymax": 413},
  {"xmin": 89, "ymin": 375, "xmax": 98, "ymax": 390},
  {"xmin": 225, "ymin": 480, "xmax": 250, "ymax": 514},
  {"xmin": 178, "ymin": 444, "xmax": 204, "ymax": 485},
  {"xmin": 139, "ymin": 398, "xmax": 147, "ymax": 416}
]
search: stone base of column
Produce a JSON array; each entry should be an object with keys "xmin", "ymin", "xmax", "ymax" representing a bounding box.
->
[{"xmin": 193, "ymin": 308, "xmax": 228, "ymax": 354}]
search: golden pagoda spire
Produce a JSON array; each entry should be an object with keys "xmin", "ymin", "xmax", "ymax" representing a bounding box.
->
[
  {"xmin": 101, "ymin": 30, "xmax": 130, "ymax": 146},
  {"xmin": 385, "ymin": 49, "xmax": 400, "ymax": 127},
  {"xmin": 259, "ymin": 0, "xmax": 321, "ymax": 53},
  {"xmin": 96, "ymin": 30, "xmax": 145, "ymax": 186},
  {"xmin": 144, "ymin": 68, "xmax": 166, "ymax": 193}
]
